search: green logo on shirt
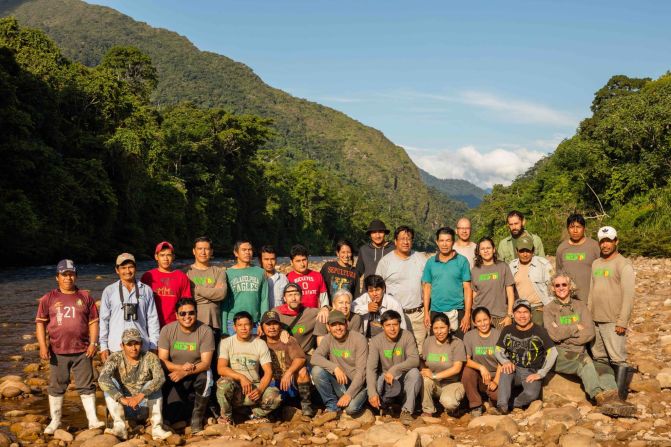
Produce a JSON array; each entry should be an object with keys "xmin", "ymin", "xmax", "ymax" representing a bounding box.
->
[
  {"xmin": 474, "ymin": 346, "xmax": 495, "ymax": 356},
  {"xmin": 594, "ymin": 268, "xmax": 611, "ymax": 278},
  {"xmin": 292, "ymin": 325, "xmax": 306, "ymax": 335},
  {"xmin": 564, "ymin": 252, "xmax": 586, "ymax": 261},
  {"xmin": 383, "ymin": 348, "xmax": 404, "ymax": 359},
  {"xmin": 332, "ymin": 348, "xmax": 351, "ymax": 359},
  {"xmin": 560, "ymin": 314, "xmax": 580, "ymax": 325},
  {"xmin": 173, "ymin": 341, "xmax": 196, "ymax": 351},
  {"xmin": 478, "ymin": 272, "xmax": 499, "ymax": 281},
  {"xmin": 426, "ymin": 352, "xmax": 448, "ymax": 362}
]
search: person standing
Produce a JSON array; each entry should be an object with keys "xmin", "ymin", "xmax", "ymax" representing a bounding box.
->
[
  {"xmin": 141, "ymin": 241, "xmax": 192, "ymax": 327},
  {"xmin": 509, "ymin": 234, "xmax": 554, "ymax": 327},
  {"xmin": 421, "ymin": 227, "xmax": 473, "ymax": 339},
  {"xmin": 471, "ymin": 237, "xmax": 515, "ymax": 327},
  {"xmin": 320, "ymin": 240, "xmax": 359, "ymax": 302},
  {"xmin": 287, "ymin": 244, "xmax": 329, "ymax": 308},
  {"xmin": 100, "ymin": 253, "xmax": 160, "ymax": 362},
  {"xmin": 376, "ymin": 226, "xmax": 428, "ymax": 351},
  {"xmin": 186, "ymin": 236, "xmax": 227, "ymax": 334},
  {"xmin": 555, "ymin": 214, "xmax": 600, "ymax": 301},
  {"xmin": 497, "ymin": 211, "xmax": 545, "ymax": 263},
  {"xmin": 352, "ymin": 275, "xmax": 406, "ymax": 339},
  {"xmin": 454, "ymin": 217, "xmax": 477, "ymax": 268},
  {"xmin": 355, "ymin": 219, "xmax": 395, "ymax": 295},
  {"xmin": 221, "ymin": 240, "xmax": 269, "ymax": 336},
  {"xmin": 259, "ymin": 245, "xmax": 289, "ymax": 309},
  {"xmin": 36, "ymin": 260, "xmax": 105, "ymax": 435},
  {"xmin": 588, "ymin": 226, "xmax": 636, "ymax": 399},
  {"xmin": 494, "ymin": 299, "xmax": 557, "ymax": 414}
]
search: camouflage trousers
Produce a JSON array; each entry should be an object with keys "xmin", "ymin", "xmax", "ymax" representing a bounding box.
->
[{"xmin": 216, "ymin": 377, "xmax": 281, "ymax": 418}]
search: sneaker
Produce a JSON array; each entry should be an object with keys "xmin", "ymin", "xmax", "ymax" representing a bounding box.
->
[
  {"xmin": 399, "ymin": 410, "xmax": 414, "ymax": 425},
  {"xmin": 469, "ymin": 406, "xmax": 484, "ymax": 418}
]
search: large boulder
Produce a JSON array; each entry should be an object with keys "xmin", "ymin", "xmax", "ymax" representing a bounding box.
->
[
  {"xmin": 543, "ymin": 373, "xmax": 588, "ymax": 404},
  {"xmin": 542, "ymin": 406, "xmax": 582, "ymax": 429}
]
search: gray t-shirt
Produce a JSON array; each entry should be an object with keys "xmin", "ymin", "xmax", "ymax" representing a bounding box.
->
[
  {"xmin": 274, "ymin": 306, "xmax": 320, "ymax": 354},
  {"xmin": 463, "ymin": 328, "xmax": 501, "ymax": 374},
  {"xmin": 375, "ymin": 251, "xmax": 427, "ymax": 309},
  {"xmin": 218, "ymin": 335, "xmax": 272, "ymax": 383},
  {"xmin": 158, "ymin": 321, "xmax": 215, "ymax": 365},
  {"xmin": 555, "ymin": 238, "xmax": 600, "ymax": 301},
  {"xmin": 421, "ymin": 336, "xmax": 466, "ymax": 383},
  {"xmin": 471, "ymin": 261, "xmax": 515, "ymax": 317}
]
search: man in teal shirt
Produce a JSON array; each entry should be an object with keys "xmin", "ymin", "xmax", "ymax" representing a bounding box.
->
[
  {"xmin": 422, "ymin": 227, "xmax": 472, "ymax": 339},
  {"xmin": 221, "ymin": 240, "xmax": 269, "ymax": 335}
]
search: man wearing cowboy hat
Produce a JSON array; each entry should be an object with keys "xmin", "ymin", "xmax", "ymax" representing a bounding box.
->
[{"xmin": 355, "ymin": 219, "xmax": 395, "ymax": 295}]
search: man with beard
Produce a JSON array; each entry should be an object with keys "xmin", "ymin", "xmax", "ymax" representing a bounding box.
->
[
  {"xmin": 497, "ymin": 211, "xmax": 545, "ymax": 263},
  {"xmin": 555, "ymin": 214, "xmax": 600, "ymax": 301},
  {"xmin": 494, "ymin": 299, "xmax": 557, "ymax": 414}
]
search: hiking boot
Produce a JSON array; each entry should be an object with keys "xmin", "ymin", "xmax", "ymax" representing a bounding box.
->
[{"xmin": 596, "ymin": 389, "xmax": 636, "ymax": 417}]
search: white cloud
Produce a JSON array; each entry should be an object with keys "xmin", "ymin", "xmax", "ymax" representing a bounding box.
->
[{"xmin": 404, "ymin": 145, "xmax": 546, "ymax": 189}]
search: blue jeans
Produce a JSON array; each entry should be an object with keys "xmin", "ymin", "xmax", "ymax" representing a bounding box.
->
[
  {"xmin": 312, "ymin": 366, "xmax": 367, "ymax": 415},
  {"xmin": 497, "ymin": 366, "xmax": 542, "ymax": 411}
]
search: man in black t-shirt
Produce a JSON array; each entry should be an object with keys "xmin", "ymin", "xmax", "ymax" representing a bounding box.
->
[{"xmin": 494, "ymin": 299, "xmax": 557, "ymax": 414}]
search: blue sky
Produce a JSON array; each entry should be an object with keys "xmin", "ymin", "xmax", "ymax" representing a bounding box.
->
[{"xmin": 88, "ymin": 0, "xmax": 670, "ymax": 187}]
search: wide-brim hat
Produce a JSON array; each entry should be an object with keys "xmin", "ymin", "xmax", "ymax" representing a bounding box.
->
[{"xmin": 366, "ymin": 219, "xmax": 390, "ymax": 235}]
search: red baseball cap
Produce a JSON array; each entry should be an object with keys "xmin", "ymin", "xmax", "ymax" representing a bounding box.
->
[{"xmin": 154, "ymin": 241, "xmax": 174, "ymax": 254}]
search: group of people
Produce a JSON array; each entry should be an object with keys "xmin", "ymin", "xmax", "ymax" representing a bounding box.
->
[{"xmin": 35, "ymin": 211, "xmax": 637, "ymax": 440}]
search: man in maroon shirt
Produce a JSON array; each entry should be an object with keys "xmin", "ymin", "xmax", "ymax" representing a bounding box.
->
[
  {"xmin": 141, "ymin": 241, "xmax": 192, "ymax": 327},
  {"xmin": 36, "ymin": 259, "xmax": 105, "ymax": 435}
]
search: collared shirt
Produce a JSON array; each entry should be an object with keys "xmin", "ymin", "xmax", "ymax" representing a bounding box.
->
[
  {"xmin": 509, "ymin": 256, "xmax": 554, "ymax": 306},
  {"xmin": 99, "ymin": 280, "xmax": 161, "ymax": 352},
  {"xmin": 267, "ymin": 271, "xmax": 289, "ymax": 309},
  {"xmin": 352, "ymin": 292, "xmax": 407, "ymax": 336},
  {"xmin": 498, "ymin": 232, "xmax": 545, "ymax": 263},
  {"xmin": 98, "ymin": 350, "xmax": 165, "ymax": 402},
  {"xmin": 421, "ymin": 252, "xmax": 471, "ymax": 311},
  {"xmin": 375, "ymin": 251, "xmax": 427, "ymax": 309}
]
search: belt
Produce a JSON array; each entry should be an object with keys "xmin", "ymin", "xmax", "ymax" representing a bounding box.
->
[{"xmin": 403, "ymin": 306, "xmax": 423, "ymax": 314}]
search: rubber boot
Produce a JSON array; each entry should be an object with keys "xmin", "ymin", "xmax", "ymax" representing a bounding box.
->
[
  {"xmin": 148, "ymin": 397, "xmax": 172, "ymax": 441},
  {"xmin": 615, "ymin": 363, "xmax": 635, "ymax": 401},
  {"xmin": 81, "ymin": 393, "xmax": 105, "ymax": 429},
  {"xmin": 298, "ymin": 383, "xmax": 315, "ymax": 417},
  {"xmin": 191, "ymin": 394, "xmax": 209, "ymax": 434},
  {"xmin": 103, "ymin": 396, "xmax": 128, "ymax": 440},
  {"xmin": 44, "ymin": 395, "xmax": 63, "ymax": 435}
]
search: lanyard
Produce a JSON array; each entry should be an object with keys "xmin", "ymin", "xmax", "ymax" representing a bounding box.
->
[{"xmin": 118, "ymin": 280, "xmax": 140, "ymax": 305}]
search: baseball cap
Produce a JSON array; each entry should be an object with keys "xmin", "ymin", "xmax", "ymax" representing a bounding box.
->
[
  {"xmin": 283, "ymin": 283, "xmax": 302, "ymax": 295},
  {"xmin": 512, "ymin": 299, "xmax": 532, "ymax": 311},
  {"xmin": 597, "ymin": 226, "xmax": 617, "ymax": 241},
  {"xmin": 154, "ymin": 241, "xmax": 174, "ymax": 254},
  {"xmin": 516, "ymin": 234, "xmax": 534, "ymax": 251},
  {"xmin": 261, "ymin": 310, "xmax": 281, "ymax": 325},
  {"xmin": 328, "ymin": 310, "xmax": 347, "ymax": 325},
  {"xmin": 115, "ymin": 253, "xmax": 136, "ymax": 266},
  {"xmin": 56, "ymin": 259, "xmax": 76, "ymax": 274},
  {"xmin": 121, "ymin": 328, "xmax": 143, "ymax": 344}
]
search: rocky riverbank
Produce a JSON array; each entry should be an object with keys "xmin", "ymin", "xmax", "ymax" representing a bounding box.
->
[{"xmin": 1, "ymin": 257, "xmax": 671, "ymax": 447}]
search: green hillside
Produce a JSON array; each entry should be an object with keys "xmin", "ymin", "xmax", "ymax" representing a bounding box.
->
[
  {"xmin": 419, "ymin": 169, "xmax": 488, "ymax": 208},
  {"xmin": 0, "ymin": 0, "xmax": 467, "ymax": 250},
  {"xmin": 470, "ymin": 74, "xmax": 671, "ymax": 257}
]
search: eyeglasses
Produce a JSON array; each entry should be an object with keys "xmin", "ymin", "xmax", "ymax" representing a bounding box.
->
[
  {"xmin": 553, "ymin": 283, "xmax": 568, "ymax": 288},
  {"xmin": 178, "ymin": 310, "xmax": 196, "ymax": 317}
]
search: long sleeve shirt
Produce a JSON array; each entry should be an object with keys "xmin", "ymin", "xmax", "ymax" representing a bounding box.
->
[
  {"xmin": 311, "ymin": 331, "xmax": 368, "ymax": 398},
  {"xmin": 366, "ymin": 329, "xmax": 420, "ymax": 398},
  {"xmin": 186, "ymin": 265, "xmax": 227, "ymax": 329},
  {"xmin": 509, "ymin": 256, "xmax": 554, "ymax": 306},
  {"xmin": 352, "ymin": 293, "xmax": 407, "ymax": 334},
  {"xmin": 99, "ymin": 280, "xmax": 160, "ymax": 352},
  {"xmin": 495, "ymin": 324, "xmax": 557, "ymax": 378},
  {"xmin": 98, "ymin": 351, "xmax": 165, "ymax": 402},
  {"xmin": 543, "ymin": 298, "xmax": 595, "ymax": 353},
  {"xmin": 587, "ymin": 254, "xmax": 635, "ymax": 327}
]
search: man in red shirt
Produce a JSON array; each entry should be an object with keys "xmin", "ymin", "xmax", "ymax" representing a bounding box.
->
[
  {"xmin": 36, "ymin": 260, "xmax": 105, "ymax": 435},
  {"xmin": 287, "ymin": 244, "xmax": 328, "ymax": 308},
  {"xmin": 141, "ymin": 241, "xmax": 192, "ymax": 326}
]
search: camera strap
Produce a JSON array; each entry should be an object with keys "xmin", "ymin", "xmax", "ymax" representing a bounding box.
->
[{"xmin": 118, "ymin": 280, "xmax": 140, "ymax": 306}]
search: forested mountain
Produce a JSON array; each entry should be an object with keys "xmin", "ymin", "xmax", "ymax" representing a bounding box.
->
[
  {"xmin": 419, "ymin": 169, "xmax": 488, "ymax": 208},
  {"xmin": 0, "ymin": 0, "xmax": 468, "ymax": 263},
  {"xmin": 471, "ymin": 74, "xmax": 671, "ymax": 256}
]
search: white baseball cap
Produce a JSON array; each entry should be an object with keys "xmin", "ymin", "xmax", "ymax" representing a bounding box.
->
[{"xmin": 597, "ymin": 226, "xmax": 618, "ymax": 241}]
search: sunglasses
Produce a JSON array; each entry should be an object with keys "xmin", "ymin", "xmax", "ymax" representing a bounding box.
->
[
  {"xmin": 553, "ymin": 283, "xmax": 569, "ymax": 288},
  {"xmin": 178, "ymin": 310, "xmax": 196, "ymax": 317}
]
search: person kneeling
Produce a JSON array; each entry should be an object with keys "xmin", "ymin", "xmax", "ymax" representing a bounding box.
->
[
  {"xmin": 217, "ymin": 311, "xmax": 281, "ymax": 424},
  {"xmin": 259, "ymin": 310, "xmax": 314, "ymax": 417},
  {"xmin": 494, "ymin": 299, "xmax": 557, "ymax": 414},
  {"xmin": 311, "ymin": 311, "xmax": 369, "ymax": 416},
  {"xmin": 99, "ymin": 328, "xmax": 171, "ymax": 440},
  {"xmin": 158, "ymin": 299, "xmax": 215, "ymax": 434},
  {"xmin": 544, "ymin": 272, "xmax": 635, "ymax": 417},
  {"xmin": 367, "ymin": 310, "xmax": 421, "ymax": 424},
  {"xmin": 420, "ymin": 313, "xmax": 466, "ymax": 417}
]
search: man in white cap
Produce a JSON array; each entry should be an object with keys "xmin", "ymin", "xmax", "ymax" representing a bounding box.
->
[
  {"xmin": 588, "ymin": 226, "xmax": 636, "ymax": 400},
  {"xmin": 36, "ymin": 260, "xmax": 105, "ymax": 434},
  {"xmin": 100, "ymin": 253, "xmax": 161, "ymax": 362}
]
